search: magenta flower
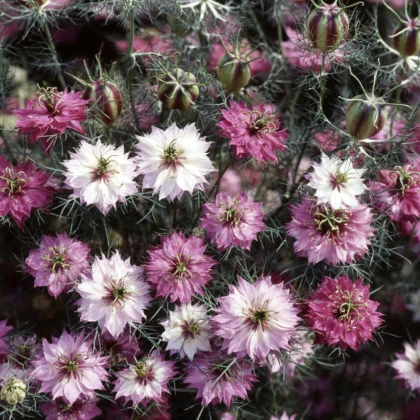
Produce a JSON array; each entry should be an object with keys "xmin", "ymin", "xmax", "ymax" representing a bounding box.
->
[
  {"xmin": 217, "ymin": 101, "xmax": 288, "ymax": 163},
  {"xmin": 113, "ymin": 350, "xmax": 176, "ymax": 406},
  {"xmin": 25, "ymin": 232, "xmax": 90, "ymax": 298},
  {"xmin": 0, "ymin": 157, "xmax": 56, "ymax": 229},
  {"xmin": 15, "ymin": 88, "xmax": 89, "ymax": 155},
  {"xmin": 307, "ymin": 275, "xmax": 384, "ymax": 350},
  {"xmin": 286, "ymin": 197, "xmax": 375, "ymax": 265},
  {"xmin": 184, "ymin": 352, "xmax": 257, "ymax": 407},
  {"xmin": 32, "ymin": 330, "xmax": 109, "ymax": 405},
  {"xmin": 392, "ymin": 340, "xmax": 420, "ymax": 390},
  {"xmin": 145, "ymin": 231, "xmax": 217, "ymax": 304},
  {"xmin": 201, "ymin": 192, "xmax": 266, "ymax": 252},
  {"xmin": 40, "ymin": 397, "xmax": 102, "ymax": 420},
  {"xmin": 370, "ymin": 163, "xmax": 420, "ymax": 223},
  {"xmin": 0, "ymin": 320, "xmax": 12, "ymax": 356},
  {"xmin": 212, "ymin": 276, "xmax": 300, "ymax": 361},
  {"xmin": 96, "ymin": 330, "xmax": 140, "ymax": 365}
]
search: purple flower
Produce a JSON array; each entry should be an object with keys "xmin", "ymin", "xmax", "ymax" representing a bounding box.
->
[
  {"xmin": 40, "ymin": 397, "xmax": 102, "ymax": 420},
  {"xmin": 217, "ymin": 101, "xmax": 288, "ymax": 163},
  {"xmin": 26, "ymin": 232, "xmax": 90, "ymax": 298},
  {"xmin": 15, "ymin": 88, "xmax": 89, "ymax": 155},
  {"xmin": 113, "ymin": 350, "xmax": 176, "ymax": 406},
  {"xmin": 201, "ymin": 192, "xmax": 266, "ymax": 252},
  {"xmin": 96, "ymin": 330, "xmax": 140, "ymax": 365},
  {"xmin": 286, "ymin": 197, "xmax": 375, "ymax": 265},
  {"xmin": 212, "ymin": 276, "xmax": 301, "ymax": 361},
  {"xmin": 0, "ymin": 157, "xmax": 56, "ymax": 229},
  {"xmin": 307, "ymin": 275, "xmax": 384, "ymax": 350},
  {"xmin": 0, "ymin": 320, "xmax": 12, "ymax": 357},
  {"xmin": 32, "ymin": 330, "xmax": 109, "ymax": 405},
  {"xmin": 145, "ymin": 231, "xmax": 217, "ymax": 303},
  {"xmin": 184, "ymin": 352, "xmax": 257, "ymax": 407}
]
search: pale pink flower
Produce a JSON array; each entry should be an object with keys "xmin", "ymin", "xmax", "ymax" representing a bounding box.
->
[
  {"xmin": 113, "ymin": 350, "xmax": 176, "ymax": 406},
  {"xmin": 307, "ymin": 275, "xmax": 384, "ymax": 350},
  {"xmin": 201, "ymin": 192, "xmax": 266, "ymax": 251},
  {"xmin": 212, "ymin": 276, "xmax": 301, "ymax": 361},
  {"xmin": 217, "ymin": 101, "xmax": 288, "ymax": 163},
  {"xmin": 270, "ymin": 413, "xmax": 297, "ymax": 420},
  {"xmin": 26, "ymin": 232, "xmax": 90, "ymax": 298},
  {"xmin": 77, "ymin": 251, "xmax": 152, "ymax": 339},
  {"xmin": 32, "ymin": 330, "xmax": 109, "ymax": 405},
  {"xmin": 392, "ymin": 340, "xmax": 420, "ymax": 390},
  {"xmin": 145, "ymin": 231, "xmax": 216, "ymax": 304}
]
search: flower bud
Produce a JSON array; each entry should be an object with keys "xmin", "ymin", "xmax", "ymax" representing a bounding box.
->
[
  {"xmin": 83, "ymin": 80, "xmax": 123, "ymax": 125},
  {"xmin": 392, "ymin": 19, "xmax": 420, "ymax": 58},
  {"xmin": 157, "ymin": 68, "xmax": 199, "ymax": 110},
  {"xmin": 217, "ymin": 54, "xmax": 251, "ymax": 94},
  {"xmin": 346, "ymin": 94, "xmax": 388, "ymax": 140},
  {"xmin": 307, "ymin": 1, "xmax": 349, "ymax": 53},
  {"xmin": 1, "ymin": 378, "xmax": 26, "ymax": 405}
]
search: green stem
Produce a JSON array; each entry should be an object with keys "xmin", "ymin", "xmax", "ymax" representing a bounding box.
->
[
  {"xmin": 43, "ymin": 23, "xmax": 66, "ymax": 90},
  {"xmin": 320, "ymin": 52, "xmax": 327, "ymax": 105}
]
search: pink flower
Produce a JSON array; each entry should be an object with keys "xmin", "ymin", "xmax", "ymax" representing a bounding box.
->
[
  {"xmin": 212, "ymin": 276, "xmax": 300, "ymax": 361},
  {"xmin": 40, "ymin": 397, "xmax": 102, "ymax": 420},
  {"xmin": 25, "ymin": 232, "xmax": 90, "ymax": 298},
  {"xmin": 307, "ymin": 275, "xmax": 384, "ymax": 350},
  {"xmin": 370, "ymin": 163, "xmax": 420, "ymax": 223},
  {"xmin": 95, "ymin": 330, "xmax": 140, "ymax": 365},
  {"xmin": 201, "ymin": 192, "xmax": 266, "ymax": 252},
  {"xmin": 77, "ymin": 251, "xmax": 152, "ymax": 339},
  {"xmin": 113, "ymin": 350, "xmax": 176, "ymax": 406},
  {"xmin": 0, "ymin": 320, "xmax": 12, "ymax": 356},
  {"xmin": 286, "ymin": 198, "xmax": 375, "ymax": 265},
  {"xmin": 32, "ymin": 330, "xmax": 109, "ymax": 405},
  {"xmin": 392, "ymin": 340, "xmax": 420, "ymax": 391},
  {"xmin": 15, "ymin": 88, "xmax": 89, "ymax": 155},
  {"xmin": 271, "ymin": 413, "xmax": 297, "ymax": 420},
  {"xmin": 145, "ymin": 231, "xmax": 217, "ymax": 304},
  {"xmin": 217, "ymin": 101, "xmax": 288, "ymax": 163},
  {"xmin": 0, "ymin": 157, "xmax": 56, "ymax": 229},
  {"xmin": 184, "ymin": 352, "xmax": 257, "ymax": 407}
]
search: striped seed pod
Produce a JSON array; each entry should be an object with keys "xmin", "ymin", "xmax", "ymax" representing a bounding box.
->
[
  {"xmin": 157, "ymin": 68, "xmax": 199, "ymax": 110},
  {"xmin": 217, "ymin": 54, "xmax": 251, "ymax": 94},
  {"xmin": 307, "ymin": 1, "xmax": 349, "ymax": 53},
  {"xmin": 346, "ymin": 95, "xmax": 388, "ymax": 140},
  {"xmin": 393, "ymin": 19, "xmax": 420, "ymax": 58},
  {"xmin": 83, "ymin": 80, "xmax": 123, "ymax": 125}
]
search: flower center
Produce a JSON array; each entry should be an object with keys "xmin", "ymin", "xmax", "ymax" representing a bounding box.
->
[
  {"xmin": 249, "ymin": 111, "xmax": 276, "ymax": 134},
  {"xmin": 108, "ymin": 280, "xmax": 131, "ymax": 310},
  {"xmin": 314, "ymin": 206, "xmax": 349, "ymax": 237},
  {"xmin": 43, "ymin": 246, "xmax": 69, "ymax": 273},
  {"xmin": 332, "ymin": 171, "xmax": 348, "ymax": 189},
  {"xmin": 394, "ymin": 166, "xmax": 420, "ymax": 195},
  {"xmin": 135, "ymin": 361, "xmax": 148, "ymax": 378},
  {"xmin": 173, "ymin": 255, "xmax": 193, "ymax": 279},
  {"xmin": 183, "ymin": 321, "xmax": 201, "ymax": 339},
  {"xmin": 18, "ymin": 345, "xmax": 31, "ymax": 359},
  {"xmin": 336, "ymin": 290, "xmax": 368, "ymax": 322},
  {"xmin": 97, "ymin": 157, "xmax": 111, "ymax": 177},
  {"xmin": 37, "ymin": 86, "xmax": 60, "ymax": 115},
  {"xmin": 65, "ymin": 360, "xmax": 79, "ymax": 372},
  {"xmin": 0, "ymin": 168, "xmax": 27, "ymax": 195},
  {"xmin": 113, "ymin": 287, "xmax": 126, "ymax": 300},
  {"xmin": 164, "ymin": 144, "xmax": 179, "ymax": 163},
  {"xmin": 250, "ymin": 308, "xmax": 269, "ymax": 324}
]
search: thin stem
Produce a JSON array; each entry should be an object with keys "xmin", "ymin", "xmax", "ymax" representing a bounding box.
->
[
  {"xmin": 320, "ymin": 52, "xmax": 327, "ymax": 104},
  {"xmin": 43, "ymin": 23, "xmax": 66, "ymax": 90}
]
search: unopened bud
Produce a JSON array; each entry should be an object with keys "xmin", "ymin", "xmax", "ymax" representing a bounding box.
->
[
  {"xmin": 392, "ymin": 18, "xmax": 420, "ymax": 58},
  {"xmin": 217, "ymin": 54, "xmax": 251, "ymax": 94},
  {"xmin": 1, "ymin": 378, "xmax": 26, "ymax": 405}
]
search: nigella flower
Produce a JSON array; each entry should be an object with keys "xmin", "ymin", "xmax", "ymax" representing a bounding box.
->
[
  {"xmin": 369, "ymin": 163, "xmax": 420, "ymax": 223},
  {"xmin": 25, "ymin": 232, "xmax": 90, "ymax": 298},
  {"xmin": 40, "ymin": 397, "xmax": 102, "ymax": 420},
  {"xmin": 63, "ymin": 139, "xmax": 139, "ymax": 215},
  {"xmin": 145, "ymin": 231, "xmax": 217, "ymax": 304},
  {"xmin": 76, "ymin": 251, "xmax": 152, "ymax": 339},
  {"xmin": 113, "ymin": 350, "xmax": 176, "ymax": 406},
  {"xmin": 217, "ymin": 101, "xmax": 288, "ymax": 163},
  {"xmin": 201, "ymin": 192, "xmax": 266, "ymax": 252},
  {"xmin": 392, "ymin": 340, "xmax": 420, "ymax": 390},
  {"xmin": 270, "ymin": 413, "xmax": 297, "ymax": 420},
  {"xmin": 184, "ymin": 352, "xmax": 257, "ymax": 407},
  {"xmin": 212, "ymin": 276, "xmax": 300, "ymax": 361},
  {"xmin": 308, "ymin": 153, "xmax": 367, "ymax": 210},
  {"xmin": 0, "ymin": 157, "xmax": 56, "ymax": 229},
  {"xmin": 178, "ymin": 0, "xmax": 232, "ymax": 22},
  {"xmin": 14, "ymin": 87, "xmax": 89, "ymax": 155},
  {"xmin": 32, "ymin": 330, "xmax": 109, "ymax": 405},
  {"xmin": 135, "ymin": 123, "xmax": 215, "ymax": 202},
  {"xmin": 0, "ymin": 320, "xmax": 12, "ymax": 357},
  {"xmin": 307, "ymin": 275, "xmax": 383, "ymax": 350},
  {"xmin": 7, "ymin": 335, "xmax": 41, "ymax": 368},
  {"xmin": 96, "ymin": 330, "xmax": 140, "ymax": 365},
  {"xmin": 161, "ymin": 303, "xmax": 213, "ymax": 360},
  {"xmin": 286, "ymin": 198, "xmax": 375, "ymax": 265}
]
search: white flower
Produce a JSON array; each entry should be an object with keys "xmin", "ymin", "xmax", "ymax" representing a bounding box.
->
[
  {"xmin": 63, "ymin": 139, "xmax": 139, "ymax": 215},
  {"xmin": 392, "ymin": 340, "xmax": 420, "ymax": 391},
  {"xmin": 308, "ymin": 153, "xmax": 367, "ymax": 209},
  {"xmin": 161, "ymin": 303, "xmax": 213, "ymax": 360},
  {"xmin": 76, "ymin": 251, "xmax": 152, "ymax": 339},
  {"xmin": 407, "ymin": 289, "xmax": 420, "ymax": 323},
  {"xmin": 135, "ymin": 123, "xmax": 215, "ymax": 201},
  {"xmin": 178, "ymin": 0, "xmax": 232, "ymax": 22}
]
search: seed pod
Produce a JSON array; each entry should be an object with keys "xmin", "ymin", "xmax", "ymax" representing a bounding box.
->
[
  {"xmin": 392, "ymin": 19, "xmax": 420, "ymax": 58},
  {"xmin": 83, "ymin": 80, "xmax": 123, "ymax": 125},
  {"xmin": 346, "ymin": 95, "xmax": 388, "ymax": 140},
  {"xmin": 157, "ymin": 68, "xmax": 199, "ymax": 110},
  {"xmin": 217, "ymin": 54, "xmax": 251, "ymax": 94},
  {"xmin": 168, "ymin": 13, "xmax": 194, "ymax": 38},
  {"xmin": 307, "ymin": 2, "xmax": 349, "ymax": 53},
  {"xmin": 1, "ymin": 378, "xmax": 26, "ymax": 405}
]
